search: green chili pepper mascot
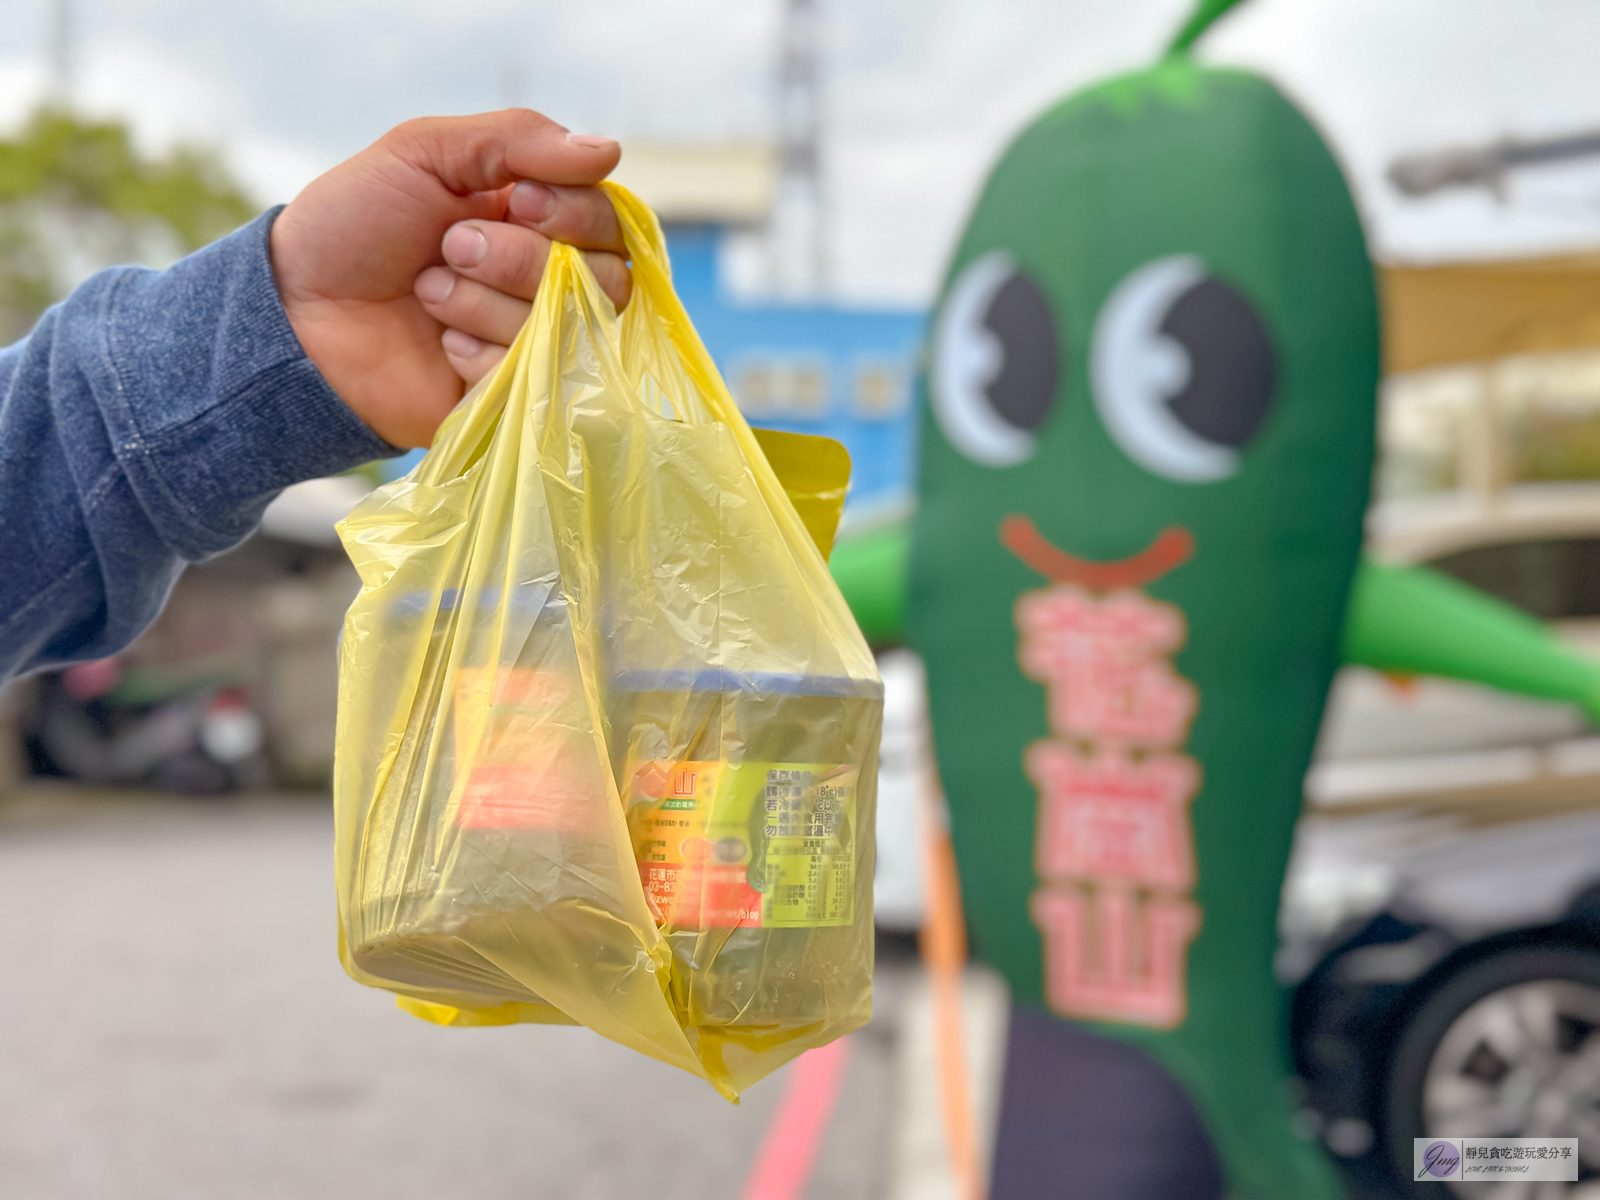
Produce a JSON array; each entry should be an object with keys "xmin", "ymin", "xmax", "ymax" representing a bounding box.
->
[{"xmin": 907, "ymin": 4, "xmax": 1373, "ymax": 1197}]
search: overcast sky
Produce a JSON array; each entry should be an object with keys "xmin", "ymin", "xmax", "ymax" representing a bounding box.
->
[{"xmin": 5, "ymin": 0, "xmax": 1600, "ymax": 305}]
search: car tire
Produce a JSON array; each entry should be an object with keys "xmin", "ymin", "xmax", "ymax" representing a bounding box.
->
[{"xmin": 1385, "ymin": 944, "xmax": 1600, "ymax": 1197}]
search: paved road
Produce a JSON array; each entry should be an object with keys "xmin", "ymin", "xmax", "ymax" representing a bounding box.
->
[{"xmin": 0, "ymin": 791, "xmax": 916, "ymax": 1200}]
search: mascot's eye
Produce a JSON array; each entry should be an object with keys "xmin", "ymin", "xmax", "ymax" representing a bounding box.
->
[
  {"xmin": 931, "ymin": 251, "xmax": 1061, "ymax": 467},
  {"xmin": 1090, "ymin": 255, "xmax": 1276, "ymax": 483}
]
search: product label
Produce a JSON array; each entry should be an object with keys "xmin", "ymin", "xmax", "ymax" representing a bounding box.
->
[
  {"xmin": 626, "ymin": 759, "xmax": 857, "ymax": 929},
  {"xmin": 451, "ymin": 668, "xmax": 609, "ymax": 833}
]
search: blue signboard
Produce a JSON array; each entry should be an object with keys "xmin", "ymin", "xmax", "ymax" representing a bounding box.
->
[{"xmin": 663, "ymin": 224, "xmax": 925, "ymax": 518}]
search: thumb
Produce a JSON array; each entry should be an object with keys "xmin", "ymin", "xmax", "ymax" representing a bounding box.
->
[{"xmin": 387, "ymin": 109, "xmax": 622, "ymax": 196}]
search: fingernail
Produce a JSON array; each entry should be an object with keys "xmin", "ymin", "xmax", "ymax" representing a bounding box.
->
[
  {"xmin": 566, "ymin": 133, "xmax": 615, "ymax": 149},
  {"xmin": 442, "ymin": 328, "xmax": 486, "ymax": 357},
  {"xmin": 414, "ymin": 267, "xmax": 456, "ymax": 305},
  {"xmin": 510, "ymin": 181, "xmax": 555, "ymax": 223},
  {"xmin": 442, "ymin": 223, "xmax": 487, "ymax": 268}
]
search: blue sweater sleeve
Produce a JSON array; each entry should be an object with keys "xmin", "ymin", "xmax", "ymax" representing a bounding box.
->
[{"xmin": 0, "ymin": 207, "xmax": 396, "ymax": 683}]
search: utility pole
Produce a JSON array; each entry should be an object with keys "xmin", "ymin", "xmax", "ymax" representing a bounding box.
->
[
  {"xmin": 770, "ymin": 0, "xmax": 826, "ymax": 298},
  {"xmin": 500, "ymin": 54, "xmax": 528, "ymax": 111},
  {"xmin": 1390, "ymin": 129, "xmax": 1600, "ymax": 200},
  {"xmin": 49, "ymin": 0, "xmax": 73, "ymax": 106}
]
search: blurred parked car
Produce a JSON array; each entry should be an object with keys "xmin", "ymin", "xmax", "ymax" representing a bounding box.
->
[{"xmin": 1288, "ymin": 480, "xmax": 1600, "ymax": 1198}]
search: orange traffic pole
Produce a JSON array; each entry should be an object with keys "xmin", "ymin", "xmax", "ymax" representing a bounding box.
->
[{"xmin": 919, "ymin": 772, "xmax": 988, "ymax": 1200}]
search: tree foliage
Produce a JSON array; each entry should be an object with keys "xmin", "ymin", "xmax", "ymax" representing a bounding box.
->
[{"xmin": 0, "ymin": 108, "xmax": 259, "ymax": 341}]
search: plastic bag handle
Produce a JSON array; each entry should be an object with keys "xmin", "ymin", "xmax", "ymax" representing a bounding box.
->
[{"xmin": 600, "ymin": 182, "xmax": 838, "ymax": 583}]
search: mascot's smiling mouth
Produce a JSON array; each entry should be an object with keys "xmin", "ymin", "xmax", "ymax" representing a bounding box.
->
[{"xmin": 1000, "ymin": 515, "xmax": 1194, "ymax": 590}]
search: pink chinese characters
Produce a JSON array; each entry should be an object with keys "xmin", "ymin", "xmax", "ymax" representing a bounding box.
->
[{"xmin": 1008, "ymin": 521, "xmax": 1202, "ymax": 1029}]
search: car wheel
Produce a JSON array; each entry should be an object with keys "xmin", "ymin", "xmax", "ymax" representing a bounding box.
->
[{"xmin": 1386, "ymin": 946, "xmax": 1600, "ymax": 1197}]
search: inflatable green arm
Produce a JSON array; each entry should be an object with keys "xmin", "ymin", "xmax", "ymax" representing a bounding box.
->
[
  {"xmin": 828, "ymin": 522, "xmax": 911, "ymax": 646},
  {"xmin": 1345, "ymin": 558, "xmax": 1600, "ymax": 723},
  {"xmin": 830, "ymin": 522, "xmax": 1600, "ymax": 722}
]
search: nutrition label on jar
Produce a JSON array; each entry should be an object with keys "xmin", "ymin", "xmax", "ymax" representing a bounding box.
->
[
  {"xmin": 760, "ymin": 767, "xmax": 856, "ymax": 927},
  {"xmin": 625, "ymin": 760, "xmax": 858, "ymax": 929}
]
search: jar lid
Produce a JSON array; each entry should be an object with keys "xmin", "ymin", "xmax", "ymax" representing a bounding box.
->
[{"xmin": 611, "ymin": 668, "xmax": 882, "ymax": 700}]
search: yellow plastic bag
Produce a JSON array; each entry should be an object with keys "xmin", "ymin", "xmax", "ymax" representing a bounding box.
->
[{"xmin": 332, "ymin": 183, "xmax": 882, "ymax": 1099}]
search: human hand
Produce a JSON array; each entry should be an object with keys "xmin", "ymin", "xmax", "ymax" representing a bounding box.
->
[
  {"xmin": 269, "ymin": 109, "xmax": 629, "ymax": 449},
  {"xmin": 411, "ymin": 179, "xmax": 629, "ymax": 389}
]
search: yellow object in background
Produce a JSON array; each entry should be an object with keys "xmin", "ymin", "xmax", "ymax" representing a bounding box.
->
[{"xmin": 331, "ymin": 184, "xmax": 882, "ymax": 1099}]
